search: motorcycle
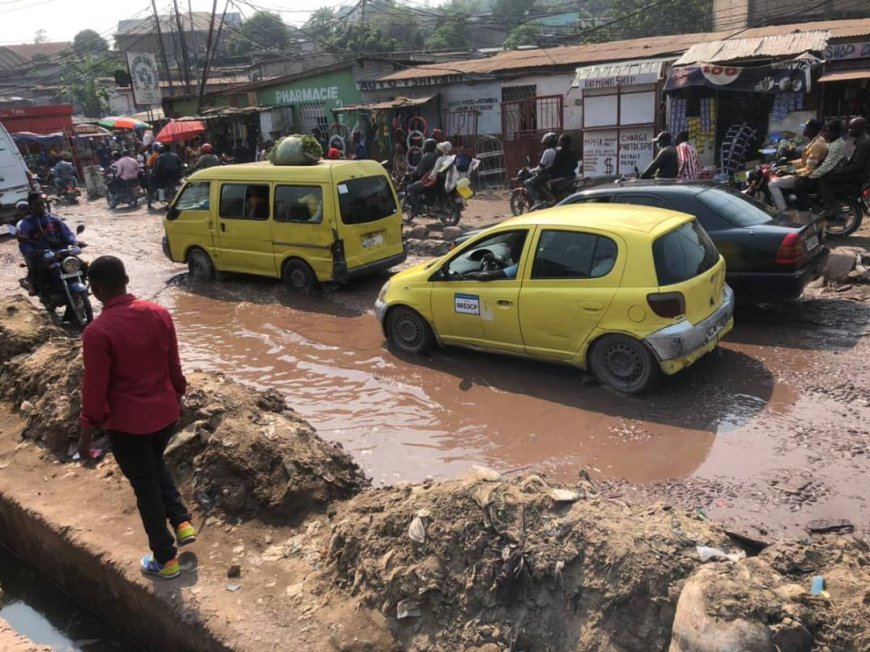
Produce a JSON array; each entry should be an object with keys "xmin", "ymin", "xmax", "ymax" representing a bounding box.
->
[
  {"xmin": 743, "ymin": 162, "xmax": 864, "ymax": 237},
  {"xmin": 397, "ymin": 172, "xmax": 465, "ymax": 227},
  {"xmin": 46, "ymin": 172, "xmax": 82, "ymax": 204},
  {"xmin": 18, "ymin": 224, "xmax": 92, "ymax": 327},
  {"xmin": 509, "ymin": 166, "xmax": 586, "ymax": 215},
  {"xmin": 146, "ymin": 174, "xmax": 182, "ymax": 210},
  {"xmin": 104, "ymin": 169, "xmax": 144, "ymax": 209}
]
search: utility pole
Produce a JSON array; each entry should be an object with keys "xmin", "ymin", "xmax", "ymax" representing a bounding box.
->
[
  {"xmin": 196, "ymin": 0, "xmax": 218, "ymax": 114},
  {"xmin": 197, "ymin": 0, "xmax": 229, "ymax": 113},
  {"xmin": 188, "ymin": 0, "xmax": 200, "ymax": 73},
  {"xmin": 172, "ymin": 0, "xmax": 194, "ymax": 94},
  {"xmin": 151, "ymin": 0, "xmax": 175, "ymax": 93}
]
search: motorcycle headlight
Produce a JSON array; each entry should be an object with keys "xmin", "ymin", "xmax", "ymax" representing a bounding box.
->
[{"xmin": 62, "ymin": 256, "xmax": 82, "ymax": 273}]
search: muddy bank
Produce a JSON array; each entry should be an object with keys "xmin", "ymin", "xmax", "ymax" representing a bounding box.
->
[
  {"xmin": 0, "ymin": 620, "xmax": 50, "ymax": 652},
  {"xmin": 1, "ymin": 295, "xmax": 868, "ymax": 650}
]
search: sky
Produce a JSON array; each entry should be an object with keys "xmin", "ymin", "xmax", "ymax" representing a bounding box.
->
[{"xmin": 0, "ymin": 0, "xmax": 368, "ymax": 46}]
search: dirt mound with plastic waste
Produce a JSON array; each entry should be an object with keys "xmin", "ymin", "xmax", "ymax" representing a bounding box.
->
[
  {"xmin": 322, "ymin": 469, "xmax": 870, "ymax": 651},
  {"xmin": 0, "ymin": 296, "xmax": 369, "ymax": 520}
]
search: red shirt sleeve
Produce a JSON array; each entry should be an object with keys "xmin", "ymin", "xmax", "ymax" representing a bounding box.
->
[
  {"xmin": 166, "ymin": 314, "xmax": 187, "ymax": 397},
  {"xmin": 80, "ymin": 326, "xmax": 112, "ymax": 429}
]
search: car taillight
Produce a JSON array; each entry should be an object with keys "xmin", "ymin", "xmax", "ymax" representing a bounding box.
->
[
  {"xmin": 647, "ymin": 292, "xmax": 686, "ymax": 318},
  {"xmin": 775, "ymin": 231, "xmax": 805, "ymax": 266}
]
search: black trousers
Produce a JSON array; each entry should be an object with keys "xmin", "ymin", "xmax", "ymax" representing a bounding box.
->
[
  {"xmin": 818, "ymin": 173, "xmax": 865, "ymax": 209},
  {"xmin": 109, "ymin": 424, "xmax": 191, "ymax": 564}
]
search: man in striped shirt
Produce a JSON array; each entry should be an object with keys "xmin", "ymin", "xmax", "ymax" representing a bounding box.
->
[{"xmin": 676, "ymin": 131, "xmax": 703, "ymax": 180}]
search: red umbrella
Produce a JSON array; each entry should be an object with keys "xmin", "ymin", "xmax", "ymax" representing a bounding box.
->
[{"xmin": 156, "ymin": 120, "xmax": 207, "ymax": 143}]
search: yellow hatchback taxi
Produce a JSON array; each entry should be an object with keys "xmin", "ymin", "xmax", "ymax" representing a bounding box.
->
[
  {"xmin": 162, "ymin": 160, "xmax": 406, "ymax": 292},
  {"xmin": 375, "ymin": 204, "xmax": 734, "ymax": 393}
]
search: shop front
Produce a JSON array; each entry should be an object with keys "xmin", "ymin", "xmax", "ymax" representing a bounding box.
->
[
  {"xmin": 819, "ymin": 39, "xmax": 870, "ymax": 122},
  {"xmin": 572, "ymin": 58, "xmax": 672, "ymax": 178}
]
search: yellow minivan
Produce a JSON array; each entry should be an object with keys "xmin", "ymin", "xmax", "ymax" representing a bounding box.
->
[{"xmin": 162, "ymin": 160, "xmax": 406, "ymax": 292}]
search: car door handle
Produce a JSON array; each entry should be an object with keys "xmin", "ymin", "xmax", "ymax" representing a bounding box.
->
[
  {"xmin": 581, "ymin": 301, "xmax": 604, "ymax": 311},
  {"xmin": 220, "ymin": 222, "xmax": 226, "ymax": 232},
  {"xmin": 497, "ymin": 299, "xmax": 514, "ymax": 306}
]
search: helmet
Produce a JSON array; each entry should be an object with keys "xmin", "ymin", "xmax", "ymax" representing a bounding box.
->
[
  {"xmin": 422, "ymin": 138, "xmax": 437, "ymax": 153},
  {"xmin": 541, "ymin": 132, "xmax": 558, "ymax": 148},
  {"xmin": 436, "ymin": 141, "xmax": 452, "ymax": 154},
  {"xmin": 111, "ymin": 150, "xmax": 121, "ymax": 160},
  {"xmin": 152, "ymin": 142, "xmax": 163, "ymax": 151},
  {"xmin": 201, "ymin": 143, "xmax": 214, "ymax": 154}
]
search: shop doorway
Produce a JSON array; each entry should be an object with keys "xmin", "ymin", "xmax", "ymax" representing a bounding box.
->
[{"xmin": 501, "ymin": 94, "xmax": 564, "ymax": 178}]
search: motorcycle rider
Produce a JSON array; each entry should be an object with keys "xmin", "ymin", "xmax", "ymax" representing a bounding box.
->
[
  {"xmin": 189, "ymin": 143, "xmax": 221, "ymax": 173},
  {"xmin": 349, "ymin": 130, "xmax": 368, "ymax": 160},
  {"xmin": 51, "ymin": 154, "xmax": 79, "ymax": 194},
  {"xmin": 797, "ymin": 120, "xmax": 846, "ymax": 210},
  {"xmin": 107, "ymin": 150, "xmax": 140, "ymax": 202},
  {"xmin": 17, "ymin": 192, "xmax": 80, "ymax": 296},
  {"xmin": 526, "ymin": 132, "xmax": 559, "ymax": 209},
  {"xmin": 150, "ymin": 143, "xmax": 184, "ymax": 202},
  {"xmin": 768, "ymin": 119, "xmax": 827, "ymax": 211},
  {"xmin": 551, "ymin": 133, "xmax": 579, "ymax": 181},
  {"xmin": 406, "ymin": 138, "xmax": 439, "ymax": 214},
  {"xmin": 640, "ymin": 131, "xmax": 678, "ymax": 179},
  {"xmin": 818, "ymin": 116, "xmax": 870, "ymax": 216}
]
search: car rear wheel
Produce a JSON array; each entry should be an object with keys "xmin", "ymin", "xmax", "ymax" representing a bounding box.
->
[
  {"xmin": 283, "ymin": 259, "xmax": 319, "ymax": 294},
  {"xmin": 589, "ymin": 334, "xmax": 659, "ymax": 394},
  {"xmin": 387, "ymin": 306, "xmax": 434, "ymax": 354},
  {"xmin": 187, "ymin": 248, "xmax": 215, "ymax": 281}
]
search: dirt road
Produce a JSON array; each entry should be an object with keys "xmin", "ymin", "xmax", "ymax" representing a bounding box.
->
[{"xmin": 1, "ymin": 195, "xmax": 867, "ymax": 543}]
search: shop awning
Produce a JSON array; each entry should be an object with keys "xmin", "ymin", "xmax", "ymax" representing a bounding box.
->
[
  {"xmin": 818, "ymin": 68, "xmax": 870, "ymax": 82},
  {"xmin": 674, "ymin": 31, "xmax": 830, "ymax": 65},
  {"xmin": 332, "ymin": 95, "xmax": 437, "ymax": 113},
  {"xmin": 572, "ymin": 58, "xmax": 672, "ymax": 89}
]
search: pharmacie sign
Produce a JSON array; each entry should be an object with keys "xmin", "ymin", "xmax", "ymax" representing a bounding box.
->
[{"xmin": 274, "ymin": 86, "xmax": 340, "ymax": 104}]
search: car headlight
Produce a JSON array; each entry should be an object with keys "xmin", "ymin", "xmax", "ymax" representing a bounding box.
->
[
  {"xmin": 377, "ymin": 280, "xmax": 391, "ymax": 302},
  {"xmin": 61, "ymin": 256, "xmax": 82, "ymax": 273}
]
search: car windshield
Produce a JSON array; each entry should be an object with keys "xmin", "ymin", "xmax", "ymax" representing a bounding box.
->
[{"xmin": 696, "ymin": 187, "xmax": 776, "ymax": 227}]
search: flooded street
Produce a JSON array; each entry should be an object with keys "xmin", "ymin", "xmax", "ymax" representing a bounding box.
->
[{"xmin": 1, "ymin": 198, "xmax": 868, "ymax": 538}]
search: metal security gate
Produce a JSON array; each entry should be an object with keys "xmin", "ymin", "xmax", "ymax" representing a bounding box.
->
[
  {"xmin": 443, "ymin": 109, "xmax": 480, "ymax": 152},
  {"xmin": 501, "ymin": 94, "xmax": 564, "ymax": 178}
]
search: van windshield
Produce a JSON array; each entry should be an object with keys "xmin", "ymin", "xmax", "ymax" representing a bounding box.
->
[{"xmin": 338, "ymin": 176, "xmax": 397, "ymax": 225}]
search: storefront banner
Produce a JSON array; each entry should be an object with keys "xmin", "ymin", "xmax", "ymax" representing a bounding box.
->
[
  {"xmin": 665, "ymin": 57, "xmax": 821, "ymax": 94},
  {"xmin": 583, "ymin": 130, "xmax": 618, "ymax": 176},
  {"xmin": 824, "ymin": 41, "xmax": 870, "ymax": 61},
  {"xmin": 618, "ymin": 128, "xmax": 654, "ymax": 175},
  {"xmin": 126, "ymin": 52, "xmax": 162, "ymax": 106}
]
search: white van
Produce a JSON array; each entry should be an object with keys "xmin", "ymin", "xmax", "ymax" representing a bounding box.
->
[{"xmin": 0, "ymin": 122, "xmax": 32, "ymax": 221}]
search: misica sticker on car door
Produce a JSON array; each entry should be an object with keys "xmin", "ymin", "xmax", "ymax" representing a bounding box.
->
[{"xmin": 455, "ymin": 293, "xmax": 480, "ymax": 315}]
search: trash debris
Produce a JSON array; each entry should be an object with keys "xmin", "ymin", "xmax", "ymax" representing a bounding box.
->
[
  {"xmin": 226, "ymin": 584, "xmax": 241, "ymax": 592},
  {"xmin": 227, "ymin": 564, "xmax": 241, "ymax": 578},
  {"xmin": 467, "ymin": 465, "xmax": 502, "ymax": 482},
  {"xmin": 549, "ymin": 488, "xmax": 581, "ymax": 503},
  {"xmin": 408, "ymin": 516, "xmax": 426, "ymax": 543},
  {"xmin": 396, "ymin": 598, "xmax": 421, "ymax": 619},
  {"xmin": 695, "ymin": 545, "xmax": 746, "ymax": 563},
  {"xmin": 810, "ymin": 575, "xmax": 825, "ymax": 596},
  {"xmin": 805, "ymin": 519, "xmax": 855, "ymax": 535},
  {"xmin": 19, "ymin": 400, "xmax": 34, "ymax": 415}
]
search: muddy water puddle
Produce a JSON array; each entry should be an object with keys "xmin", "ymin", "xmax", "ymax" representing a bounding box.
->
[{"xmin": 165, "ymin": 281, "xmax": 832, "ymax": 487}]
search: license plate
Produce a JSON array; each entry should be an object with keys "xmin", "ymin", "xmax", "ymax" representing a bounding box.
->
[
  {"xmin": 806, "ymin": 234, "xmax": 819, "ymax": 251},
  {"xmin": 362, "ymin": 232, "xmax": 385, "ymax": 249},
  {"xmin": 705, "ymin": 318, "xmax": 725, "ymax": 343}
]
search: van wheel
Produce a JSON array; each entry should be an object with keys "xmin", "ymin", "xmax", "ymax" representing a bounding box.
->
[
  {"xmin": 387, "ymin": 306, "xmax": 434, "ymax": 354},
  {"xmin": 589, "ymin": 334, "xmax": 659, "ymax": 394},
  {"xmin": 187, "ymin": 248, "xmax": 215, "ymax": 281},
  {"xmin": 283, "ymin": 259, "xmax": 319, "ymax": 294}
]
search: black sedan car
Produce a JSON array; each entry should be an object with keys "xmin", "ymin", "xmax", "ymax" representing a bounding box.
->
[{"xmin": 559, "ymin": 181, "xmax": 829, "ymax": 303}]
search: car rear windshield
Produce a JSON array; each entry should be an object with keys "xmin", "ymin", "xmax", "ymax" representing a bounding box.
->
[
  {"xmin": 697, "ymin": 187, "xmax": 776, "ymax": 227},
  {"xmin": 338, "ymin": 176, "xmax": 397, "ymax": 225},
  {"xmin": 653, "ymin": 220, "xmax": 720, "ymax": 286}
]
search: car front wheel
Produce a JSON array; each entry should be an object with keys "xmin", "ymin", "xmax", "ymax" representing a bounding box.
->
[
  {"xmin": 387, "ymin": 306, "xmax": 434, "ymax": 354},
  {"xmin": 589, "ymin": 334, "xmax": 659, "ymax": 394}
]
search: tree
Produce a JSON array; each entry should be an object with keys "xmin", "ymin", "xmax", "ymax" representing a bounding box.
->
[
  {"xmin": 229, "ymin": 11, "xmax": 292, "ymax": 55},
  {"xmin": 426, "ymin": 14, "xmax": 471, "ymax": 51},
  {"xmin": 304, "ymin": 7, "xmax": 336, "ymax": 42},
  {"xmin": 585, "ymin": 0, "xmax": 713, "ymax": 42},
  {"xmin": 503, "ymin": 22, "xmax": 543, "ymax": 49},
  {"xmin": 491, "ymin": 0, "xmax": 537, "ymax": 32},
  {"xmin": 34, "ymin": 29, "xmax": 47, "ymax": 44},
  {"xmin": 62, "ymin": 55, "xmax": 115, "ymax": 117},
  {"xmin": 73, "ymin": 30, "xmax": 110, "ymax": 59}
]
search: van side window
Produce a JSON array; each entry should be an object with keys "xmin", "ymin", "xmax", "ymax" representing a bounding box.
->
[
  {"xmin": 274, "ymin": 186, "xmax": 323, "ymax": 223},
  {"xmin": 338, "ymin": 176, "xmax": 397, "ymax": 225},
  {"xmin": 220, "ymin": 184, "xmax": 270, "ymax": 220},
  {"xmin": 531, "ymin": 230, "xmax": 618, "ymax": 279},
  {"xmin": 175, "ymin": 182, "xmax": 210, "ymax": 210}
]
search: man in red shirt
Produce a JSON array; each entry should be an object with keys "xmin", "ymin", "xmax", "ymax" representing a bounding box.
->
[{"xmin": 78, "ymin": 256, "xmax": 196, "ymax": 579}]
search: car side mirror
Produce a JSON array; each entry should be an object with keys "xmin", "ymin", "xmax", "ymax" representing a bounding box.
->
[
  {"xmin": 166, "ymin": 206, "xmax": 180, "ymax": 220},
  {"xmin": 75, "ymin": 224, "xmax": 85, "ymax": 234}
]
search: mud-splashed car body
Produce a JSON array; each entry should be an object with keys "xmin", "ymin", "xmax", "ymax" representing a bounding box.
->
[{"xmin": 375, "ymin": 204, "xmax": 734, "ymax": 394}]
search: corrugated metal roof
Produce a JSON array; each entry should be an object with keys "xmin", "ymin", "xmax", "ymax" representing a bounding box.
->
[
  {"xmin": 674, "ymin": 31, "xmax": 829, "ymax": 65},
  {"xmin": 819, "ymin": 68, "xmax": 870, "ymax": 82},
  {"xmin": 334, "ymin": 94, "xmax": 437, "ymax": 113},
  {"xmin": 0, "ymin": 48, "xmax": 28, "ymax": 71},
  {"xmin": 4, "ymin": 42, "xmax": 72, "ymax": 59},
  {"xmin": 374, "ymin": 17, "xmax": 870, "ymax": 83}
]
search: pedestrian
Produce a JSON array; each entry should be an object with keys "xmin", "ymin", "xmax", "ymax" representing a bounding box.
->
[
  {"xmin": 78, "ymin": 256, "xmax": 196, "ymax": 580},
  {"xmin": 675, "ymin": 131, "xmax": 702, "ymax": 180}
]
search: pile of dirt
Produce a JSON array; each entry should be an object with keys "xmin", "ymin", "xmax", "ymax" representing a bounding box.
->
[
  {"xmin": 322, "ymin": 470, "xmax": 870, "ymax": 651},
  {"xmin": 0, "ymin": 296, "xmax": 369, "ymax": 520}
]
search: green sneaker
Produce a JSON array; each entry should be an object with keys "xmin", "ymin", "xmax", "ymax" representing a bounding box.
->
[
  {"xmin": 140, "ymin": 555, "xmax": 180, "ymax": 579},
  {"xmin": 175, "ymin": 521, "xmax": 197, "ymax": 546}
]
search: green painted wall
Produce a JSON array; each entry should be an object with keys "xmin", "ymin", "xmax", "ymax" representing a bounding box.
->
[{"xmin": 255, "ymin": 69, "xmax": 361, "ymax": 112}]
